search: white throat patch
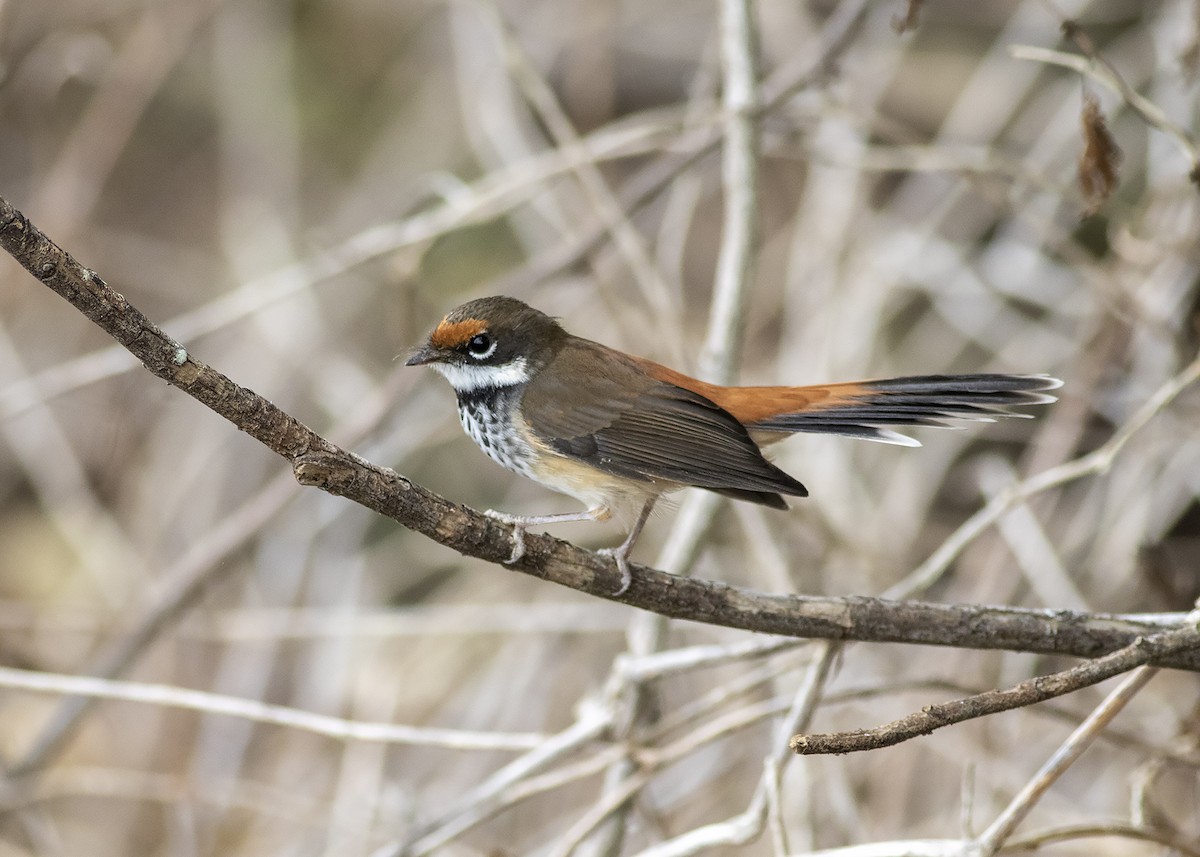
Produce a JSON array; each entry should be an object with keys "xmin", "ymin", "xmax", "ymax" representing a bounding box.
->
[{"xmin": 432, "ymin": 357, "xmax": 530, "ymax": 392}]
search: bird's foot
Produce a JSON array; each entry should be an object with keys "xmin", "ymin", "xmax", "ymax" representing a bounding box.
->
[
  {"xmin": 484, "ymin": 509, "xmax": 527, "ymax": 564},
  {"xmin": 596, "ymin": 545, "xmax": 634, "ymax": 596}
]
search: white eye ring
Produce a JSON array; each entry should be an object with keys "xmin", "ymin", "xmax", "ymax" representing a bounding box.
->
[{"xmin": 466, "ymin": 333, "xmax": 497, "ymax": 360}]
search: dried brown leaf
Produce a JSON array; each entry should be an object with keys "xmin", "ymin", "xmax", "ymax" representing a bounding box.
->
[{"xmin": 1078, "ymin": 91, "xmax": 1122, "ymax": 217}]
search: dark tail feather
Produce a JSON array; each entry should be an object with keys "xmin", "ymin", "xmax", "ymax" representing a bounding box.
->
[
  {"xmin": 750, "ymin": 374, "xmax": 1061, "ymax": 446},
  {"xmin": 711, "ymin": 486, "xmax": 801, "ymax": 509}
]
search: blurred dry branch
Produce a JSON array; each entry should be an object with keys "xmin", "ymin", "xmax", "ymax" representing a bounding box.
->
[
  {"xmin": 790, "ymin": 613, "xmax": 1200, "ymax": 755},
  {"xmin": 2, "ymin": 3, "xmax": 1200, "ymax": 857}
]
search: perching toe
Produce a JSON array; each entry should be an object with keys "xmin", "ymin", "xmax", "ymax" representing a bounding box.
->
[
  {"xmin": 507, "ymin": 525, "xmax": 527, "ymax": 564},
  {"xmin": 598, "ymin": 546, "xmax": 634, "ymax": 595},
  {"xmin": 485, "ymin": 509, "xmax": 526, "ymax": 564},
  {"xmin": 613, "ymin": 554, "xmax": 633, "ymax": 596}
]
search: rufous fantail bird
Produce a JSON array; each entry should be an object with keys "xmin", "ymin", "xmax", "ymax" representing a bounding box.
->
[{"xmin": 407, "ymin": 296, "xmax": 1059, "ymax": 593}]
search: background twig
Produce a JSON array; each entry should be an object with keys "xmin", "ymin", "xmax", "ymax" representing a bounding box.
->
[{"xmin": 790, "ymin": 618, "xmax": 1200, "ymax": 755}]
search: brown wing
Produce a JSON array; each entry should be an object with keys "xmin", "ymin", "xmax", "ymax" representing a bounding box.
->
[
  {"xmin": 520, "ymin": 339, "xmax": 808, "ymax": 507},
  {"xmin": 629, "ymin": 356, "xmax": 1060, "ymax": 446}
]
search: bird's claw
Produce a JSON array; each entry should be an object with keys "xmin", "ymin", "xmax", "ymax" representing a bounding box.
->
[
  {"xmin": 506, "ymin": 526, "xmax": 527, "ymax": 564},
  {"xmin": 596, "ymin": 546, "xmax": 633, "ymax": 596},
  {"xmin": 485, "ymin": 509, "xmax": 526, "ymax": 564}
]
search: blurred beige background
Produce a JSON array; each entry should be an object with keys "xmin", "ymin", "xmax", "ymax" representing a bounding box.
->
[{"xmin": 1, "ymin": 0, "xmax": 1199, "ymax": 855}]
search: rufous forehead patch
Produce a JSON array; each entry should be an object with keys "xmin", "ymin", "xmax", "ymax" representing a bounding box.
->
[{"xmin": 430, "ymin": 316, "xmax": 488, "ymax": 349}]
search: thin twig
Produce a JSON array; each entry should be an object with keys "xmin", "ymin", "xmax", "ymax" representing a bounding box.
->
[
  {"xmin": 1056, "ymin": 12, "xmax": 1200, "ymax": 164},
  {"xmin": 1005, "ymin": 822, "xmax": 1200, "ymax": 857},
  {"xmin": 789, "ymin": 620, "xmax": 1200, "ymax": 755},
  {"xmin": 696, "ymin": 0, "xmax": 761, "ymax": 385},
  {"xmin": 0, "ymin": 115, "xmax": 682, "ymax": 421},
  {"xmin": 632, "ymin": 644, "xmax": 840, "ymax": 857},
  {"xmin": 1008, "ymin": 44, "xmax": 1198, "ymax": 166},
  {"xmin": 477, "ymin": 0, "xmax": 679, "ymax": 334},
  {"xmin": 973, "ymin": 664, "xmax": 1164, "ymax": 855},
  {"xmin": 889, "ymin": 351, "xmax": 1200, "ymax": 598},
  {"xmin": 384, "ymin": 708, "xmax": 614, "ymax": 856},
  {"xmin": 0, "ymin": 667, "xmax": 547, "ymax": 751},
  {"xmin": 13, "ymin": 470, "xmax": 301, "ymax": 775}
]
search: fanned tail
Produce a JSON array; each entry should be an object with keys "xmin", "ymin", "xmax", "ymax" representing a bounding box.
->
[{"xmin": 742, "ymin": 374, "xmax": 1062, "ymax": 447}]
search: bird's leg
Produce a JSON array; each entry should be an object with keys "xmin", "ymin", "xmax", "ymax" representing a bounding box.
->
[
  {"xmin": 484, "ymin": 507, "xmax": 612, "ymax": 564},
  {"xmin": 597, "ymin": 497, "xmax": 657, "ymax": 596}
]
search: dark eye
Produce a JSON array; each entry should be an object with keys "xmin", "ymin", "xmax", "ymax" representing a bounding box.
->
[{"xmin": 466, "ymin": 332, "xmax": 495, "ymax": 359}]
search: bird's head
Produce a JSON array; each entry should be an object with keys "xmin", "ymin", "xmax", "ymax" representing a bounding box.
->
[{"xmin": 406, "ymin": 296, "xmax": 567, "ymax": 393}]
